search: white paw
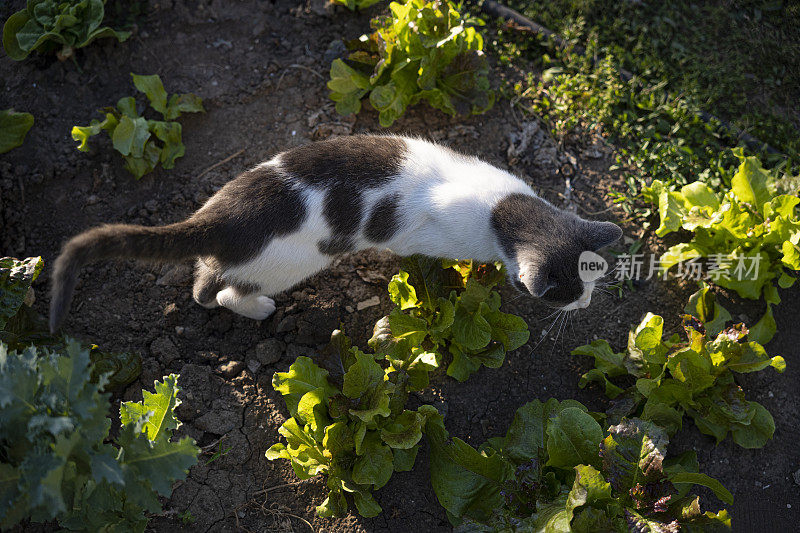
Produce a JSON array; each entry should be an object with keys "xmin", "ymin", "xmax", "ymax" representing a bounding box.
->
[
  {"xmin": 216, "ymin": 288, "xmax": 276, "ymax": 320},
  {"xmin": 244, "ymin": 296, "xmax": 276, "ymax": 321}
]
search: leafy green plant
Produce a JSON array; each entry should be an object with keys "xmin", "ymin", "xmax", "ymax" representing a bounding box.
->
[
  {"xmin": 525, "ymin": 51, "xmax": 736, "ymax": 202},
  {"xmin": 0, "ymin": 109, "xmax": 34, "ymax": 154},
  {"xmin": 267, "ymin": 259, "xmax": 529, "ymax": 517},
  {"xmin": 426, "ymin": 399, "xmax": 730, "ymax": 531},
  {"xmin": 267, "ymin": 331, "xmax": 439, "ymax": 518},
  {"xmin": 573, "ymin": 286, "xmax": 786, "ymax": 449},
  {"xmin": 328, "ymin": 0, "xmax": 494, "ymax": 126},
  {"xmin": 0, "ymin": 342, "xmax": 198, "ymax": 531},
  {"xmin": 2, "ymin": 0, "xmax": 130, "ymax": 61},
  {"xmin": 332, "ymin": 0, "xmax": 383, "ymax": 10},
  {"xmin": 647, "ymin": 151, "xmax": 800, "ymax": 341},
  {"xmin": 372, "ymin": 257, "xmax": 529, "ymax": 385},
  {"xmin": 505, "ymin": 0, "xmax": 800, "ymax": 163},
  {"xmin": 72, "ymin": 73, "xmax": 204, "ymax": 179},
  {"xmin": 0, "ymin": 256, "xmax": 141, "ymax": 391}
]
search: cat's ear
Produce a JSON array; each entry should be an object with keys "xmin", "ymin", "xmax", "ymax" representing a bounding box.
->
[{"xmin": 583, "ymin": 220, "xmax": 623, "ymax": 251}]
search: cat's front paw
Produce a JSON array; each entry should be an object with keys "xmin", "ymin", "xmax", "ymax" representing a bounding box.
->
[
  {"xmin": 247, "ymin": 295, "xmax": 277, "ymax": 320},
  {"xmin": 216, "ymin": 288, "xmax": 276, "ymax": 320}
]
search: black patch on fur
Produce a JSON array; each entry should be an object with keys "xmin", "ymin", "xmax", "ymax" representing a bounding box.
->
[
  {"xmin": 365, "ymin": 193, "xmax": 401, "ymax": 243},
  {"xmin": 280, "ymin": 135, "xmax": 407, "ymax": 188},
  {"xmin": 281, "ymin": 135, "xmax": 406, "ymax": 255},
  {"xmin": 318, "ymin": 235, "xmax": 354, "ymax": 255},
  {"xmin": 192, "ymin": 165, "xmax": 307, "ymax": 265},
  {"xmin": 491, "ymin": 193, "xmax": 621, "ymax": 307}
]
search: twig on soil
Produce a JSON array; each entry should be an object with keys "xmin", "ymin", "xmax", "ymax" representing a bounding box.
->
[
  {"xmin": 197, "ymin": 149, "xmax": 246, "ymax": 180},
  {"xmin": 233, "ymin": 481, "xmax": 314, "ymax": 533},
  {"xmin": 276, "ymin": 64, "xmax": 325, "ymax": 91},
  {"xmin": 252, "ymin": 480, "xmax": 308, "ymax": 496}
]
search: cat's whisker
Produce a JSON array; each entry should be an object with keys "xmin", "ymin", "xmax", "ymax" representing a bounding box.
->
[{"xmin": 533, "ymin": 310, "xmax": 563, "ymax": 353}]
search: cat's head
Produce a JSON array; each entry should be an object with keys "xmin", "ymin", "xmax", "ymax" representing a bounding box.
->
[{"xmin": 491, "ymin": 193, "xmax": 622, "ymax": 310}]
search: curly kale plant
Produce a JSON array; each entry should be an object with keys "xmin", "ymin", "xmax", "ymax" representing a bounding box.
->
[
  {"xmin": 73, "ymin": 73, "xmax": 204, "ymax": 179},
  {"xmin": 0, "ymin": 342, "xmax": 198, "ymax": 531},
  {"xmin": 647, "ymin": 151, "xmax": 800, "ymax": 342},
  {"xmin": 328, "ymin": 0, "xmax": 494, "ymax": 126},
  {"xmin": 267, "ymin": 331, "xmax": 439, "ymax": 518},
  {"xmin": 0, "ymin": 256, "xmax": 141, "ymax": 391},
  {"xmin": 426, "ymin": 399, "xmax": 731, "ymax": 531},
  {"xmin": 371, "ymin": 257, "xmax": 529, "ymax": 385},
  {"xmin": 0, "ymin": 109, "xmax": 34, "ymax": 154},
  {"xmin": 2, "ymin": 0, "xmax": 130, "ymax": 61},
  {"xmin": 573, "ymin": 286, "xmax": 785, "ymax": 449}
]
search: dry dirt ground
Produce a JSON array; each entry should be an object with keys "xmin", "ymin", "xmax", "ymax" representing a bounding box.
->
[{"xmin": 1, "ymin": 1, "xmax": 798, "ymax": 532}]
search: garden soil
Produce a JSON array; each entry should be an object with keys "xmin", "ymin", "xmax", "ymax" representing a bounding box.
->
[{"xmin": 1, "ymin": 1, "xmax": 797, "ymax": 532}]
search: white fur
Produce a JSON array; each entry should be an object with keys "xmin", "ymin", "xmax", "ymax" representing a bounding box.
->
[{"xmin": 209, "ymin": 136, "xmax": 566, "ymax": 318}]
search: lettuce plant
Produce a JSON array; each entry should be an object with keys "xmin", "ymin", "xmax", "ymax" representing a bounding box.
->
[
  {"xmin": 2, "ymin": 0, "xmax": 130, "ymax": 61},
  {"xmin": 328, "ymin": 0, "xmax": 494, "ymax": 126},
  {"xmin": 267, "ymin": 260, "xmax": 528, "ymax": 517},
  {"xmin": 332, "ymin": 0, "xmax": 383, "ymax": 10},
  {"xmin": 72, "ymin": 73, "xmax": 204, "ymax": 179},
  {"xmin": 371, "ymin": 257, "xmax": 529, "ymax": 385},
  {"xmin": 0, "ymin": 256, "xmax": 141, "ymax": 391},
  {"xmin": 0, "ymin": 109, "xmax": 34, "ymax": 154},
  {"xmin": 267, "ymin": 331, "xmax": 439, "ymax": 518},
  {"xmin": 573, "ymin": 286, "xmax": 785, "ymax": 449},
  {"xmin": 0, "ymin": 342, "xmax": 198, "ymax": 531},
  {"xmin": 647, "ymin": 151, "xmax": 800, "ymax": 342},
  {"xmin": 426, "ymin": 399, "xmax": 731, "ymax": 531}
]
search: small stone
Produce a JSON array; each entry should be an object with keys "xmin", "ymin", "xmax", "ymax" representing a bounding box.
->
[
  {"xmin": 254, "ymin": 338, "xmax": 283, "ymax": 365},
  {"xmin": 175, "ymin": 326, "xmax": 185, "ymax": 335},
  {"xmin": 247, "ymin": 359, "xmax": 261, "ymax": 374},
  {"xmin": 323, "ymin": 39, "xmax": 347, "ymax": 64},
  {"xmin": 793, "ymin": 468, "xmax": 800, "ymax": 486},
  {"xmin": 216, "ymin": 360, "xmax": 244, "ymax": 378},
  {"xmin": 345, "ymin": 305, "xmax": 354, "ymax": 313},
  {"xmin": 194, "ymin": 409, "xmax": 239, "ymax": 435},
  {"xmin": 163, "ymin": 302, "xmax": 180, "ymax": 323},
  {"xmin": 276, "ymin": 315, "xmax": 297, "ymax": 333},
  {"xmin": 286, "ymin": 344, "xmax": 306, "ymax": 360},
  {"xmin": 356, "ymin": 295, "xmax": 381, "ymax": 311},
  {"xmin": 150, "ymin": 336, "xmax": 179, "ymax": 364}
]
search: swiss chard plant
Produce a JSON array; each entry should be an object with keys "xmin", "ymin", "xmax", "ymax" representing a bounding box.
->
[
  {"xmin": 0, "ymin": 256, "xmax": 141, "ymax": 391},
  {"xmin": 371, "ymin": 257, "xmax": 529, "ymax": 385},
  {"xmin": 328, "ymin": 0, "xmax": 494, "ymax": 126},
  {"xmin": 2, "ymin": 0, "xmax": 130, "ymax": 61},
  {"xmin": 267, "ymin": 331, "xmax": 440, "ymax": 518},
  {"xmin": 426, "ymin": 399, "xmax": 731, "ymax": 531},
  {"xmin": 646, "ymin": 151, "xmax": 800, "ymax": 342},
  {"xmin": 0, "ymin": 109, "xmax": 34, "ymax": 154},
  {"xmin": 0, "ymin": 342, "xmax": 199, "ymax": 532},
  {"xmin": 73, "ymin": 73, "xmax": 204, "ymax": 179},
  {"xmin": 573, "ymin": 286, "xmax": 785, "ymax": 449}
]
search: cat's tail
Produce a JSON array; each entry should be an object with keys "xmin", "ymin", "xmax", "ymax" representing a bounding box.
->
[{"xmin": 49, "ymin": 221, "xmax": 205, "ymax": 332}]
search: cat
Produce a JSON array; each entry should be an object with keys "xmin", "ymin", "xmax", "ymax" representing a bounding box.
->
[{"xmin": 49, "ymin": 134, "xmax": 622, "ymax": 332}]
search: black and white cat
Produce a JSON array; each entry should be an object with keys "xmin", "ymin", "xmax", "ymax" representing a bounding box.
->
[{"xmin": 49, "ymin": 135, "xmax": 622, "ymax": 332}]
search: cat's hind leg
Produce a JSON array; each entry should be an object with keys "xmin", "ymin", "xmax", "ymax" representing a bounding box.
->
[
  {"xmin": 215, "ymin": 285, "xmax": 276, "ymax": 320},
  {"xmin": 193, "ymin": 260, "xmax": 224, "ymax": 308}
]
